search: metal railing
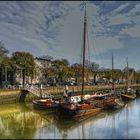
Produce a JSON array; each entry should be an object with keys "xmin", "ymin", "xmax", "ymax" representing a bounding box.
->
[
  {"xmin": 24, "ymin": 85, "xmax": 40, "ymax": 97},
  {"xmin": 23, "ymin": 85, "xmax": 54, "ymax": 98}
]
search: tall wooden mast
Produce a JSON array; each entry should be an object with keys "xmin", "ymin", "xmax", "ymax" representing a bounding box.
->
[
  {"xmin": 111, "ymin": 53, "xmax": 115, "ymax": 91},
  {"xmin": 126, "ymin": 57, "xmax": 129, "ymax": 93},
  {"xmin": 81, "ymin": 3, "xmax": 87, "ymax": 101}
]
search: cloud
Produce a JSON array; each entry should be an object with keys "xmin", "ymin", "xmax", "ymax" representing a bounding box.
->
[
  {"xmin": 121, "ymin": 24, "xmax": 140, "ymax": 38},
  {"xmin": 111, "ymin": 2, "xmax": 130, "ymax": 15},
  {"xmin": 86, "ymin": 36, "xmax": 124, "ymax": 69},
  {"xmin": 90, "ymin": 2, "xmax": 138, "ymax": 38},
  {"xmin": 93, "ymin": 36, "xmax": 123, "ymax": 53},
  {"xmin": 118, "ymin": 3, "xmax": 140, "ymax": 38},
  {"xmin": 0, "ymin": 1, "xmax": 140, "ymax": 70},
  {"xmin": 128, "ymin": 3, "xmax": 140, "ymax": 16},
  {"xmin": 109, "ymin": 14, "xmax": 132, "ymax": 26},
  {"xmin": 0, "ymin": 1, "xmax": 70, "ymax": 55}
]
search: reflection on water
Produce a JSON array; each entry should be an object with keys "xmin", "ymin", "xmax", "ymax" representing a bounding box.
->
[{"xmin": 0, "ymin": 98, "xmax": 140, "ymax": 139}]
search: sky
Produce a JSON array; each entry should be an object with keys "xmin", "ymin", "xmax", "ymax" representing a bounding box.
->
[{"xmin": 0, "ymin": 1, "xmax": 140, "ymax": 70}]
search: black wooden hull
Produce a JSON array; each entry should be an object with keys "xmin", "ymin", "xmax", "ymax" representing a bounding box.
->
[
  {"xmin": 135, "ymin": 90, "xmax": 140, "ymax": 97},
  {"xmin": 103, "ymin": 103, "xmax": 116, "ymax": 110},
  {"xmin": 58, "ymin": 104, "xmax": 102, "ymax": 118},
  {"xmin": 92, "ymin": 96, "xmax": 118, "ymax": 110}
]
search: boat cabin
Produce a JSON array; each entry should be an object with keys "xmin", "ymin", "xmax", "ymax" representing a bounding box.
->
[{"xmin": 65, "ymin": 92, "xmax": 81, "ymax": 103}]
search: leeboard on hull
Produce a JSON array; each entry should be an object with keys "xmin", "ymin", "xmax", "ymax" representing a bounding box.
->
[
  {"xmin": 103, "ymin": 98, "xmax": 124, "ymax": 110},
  {"xmin": 121, "ymin": 93, "xmax": 136, "ymax": 101},
  {"xmin": 114, "ymin": 98, "xmax": 124, "ymax": 108}
]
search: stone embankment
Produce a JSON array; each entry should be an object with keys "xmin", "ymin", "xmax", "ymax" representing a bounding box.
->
[
  {"xmin": 42, "ymin": 84, "xmax": 140, "ymax": 94},
  {"xmin": 0, "ymin": 84, "xmax": 139, "ymax": 105},
  {"xmin": 0, "ymin": 89, "xmax": 20, "ymax": 104}
]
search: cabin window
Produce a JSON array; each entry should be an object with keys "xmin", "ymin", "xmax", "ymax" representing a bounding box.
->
[
  {"xmin": 76, "ymin": 97, "xmax": 79, "ymax": 101},
  {"xmin": 71, "ymin": 97, "xmax": 74, "ymax": 100}
]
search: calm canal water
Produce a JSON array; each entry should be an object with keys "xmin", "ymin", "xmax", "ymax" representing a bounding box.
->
[{"xmin": 0, "ymin": 97, "xmax": 140, "ymax": 139}]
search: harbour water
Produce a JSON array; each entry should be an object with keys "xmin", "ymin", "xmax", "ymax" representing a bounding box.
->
[{"xmin": 0, "ymin": 97, "xmax": 140, "ymax": 139}]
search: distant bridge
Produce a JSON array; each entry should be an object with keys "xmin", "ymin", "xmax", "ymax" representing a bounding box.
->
[
  {"xmin": 23, "ymin": 85, "xmax": 54, "ymax": 98},
  {"xmin": 24, "ymin": 85, "xmax": 40, "ymax": 97}
]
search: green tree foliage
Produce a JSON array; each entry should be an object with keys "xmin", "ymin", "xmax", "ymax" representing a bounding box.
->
[
  {"xmin": 0, "ymin": 41, "xmax": 10, "ymax": 86},
  {"xmin": 11, "ymin": 52, "xmax": 35, "ymax": 86},
  {"xmin": 0, "ymin": 56, "xmax": 13, "ymax": 86},
  {"xmin": 1, "ymin": 56, "xmax": 12, "ymax": 70},
  {"xmin": 44, "ymin": 67, "xmax": 56, "ymax": 79},
  {"xmin": 53, "ymin": 59, "xmax": 70, "ymax": 83},
  {"xmin": 71, "ymin": 63, "xmax": 82, "ymax": 83},
  {"xmin": 113, "ymin": 69, "xmax": 124, "ymax": 81},
  {"xmin": 0, "ymin": 41, "xmax": 9, "ymax": 61},
  {"xmin": 44, "ymin": 59, "xmax": 70, "ymax": 84},
  {"xmin": 135, "ymin": 71, "xmax": 140, "ymax": 83},
  {"xmin": 0, "ymin": 42, "xmax": 139, "ymax": 87}
]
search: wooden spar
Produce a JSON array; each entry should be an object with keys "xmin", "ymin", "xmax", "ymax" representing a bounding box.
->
[
  {"xmin": 111, "ymin": 53, "xmax": 115, "ymax": 91},
  {"xmin": 81, "ymin": 4, "xmax": 87, "ymax": 101},
  {"xmin": 126, "ymin": 57, "xmax": 129, "ymax": 93}
]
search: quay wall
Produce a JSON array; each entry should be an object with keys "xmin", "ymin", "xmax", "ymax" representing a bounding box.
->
[
  {"xmin": 42, "ymin": 84, "xmax": 140, "ymax": 94},
  {"xmin": 0, "ymin": 84, "xmax": 139, "ymax": 105},
  {"xmin": 0, "ymin": 89, "xmax": 39, "ymax": 104},
  {"xmin": 0, "ymin": 89, "xmax": 20, "ymax": 104}
]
